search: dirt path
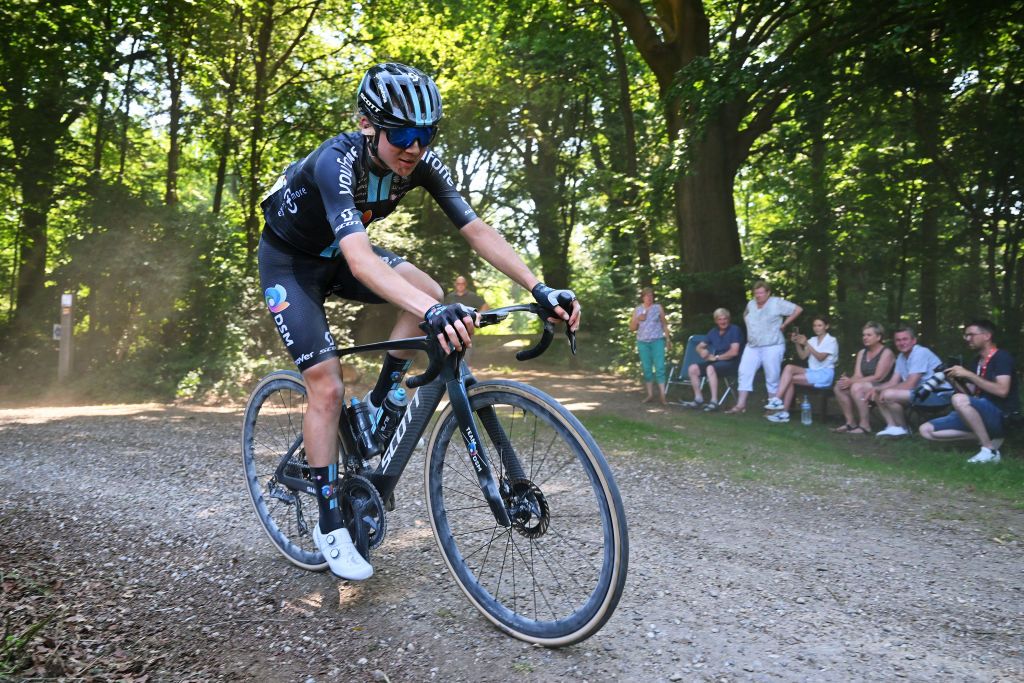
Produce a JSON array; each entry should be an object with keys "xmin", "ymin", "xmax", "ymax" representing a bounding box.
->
[{"xmin": 1, "ymin": 370, "xmax": 1022, "ymax": 681}]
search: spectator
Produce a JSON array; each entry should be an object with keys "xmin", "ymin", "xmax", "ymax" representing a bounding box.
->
[
  {"xmin": 872, "ymin": 326, "xmax": 951, "ymax": 437},
  {"xmin": 919, "ymin": 320, "xmax": 1020, "ymax": 463},
  {"xmin": 629, "ymin": 287, "xmax": 672, "ymax": 404},
  {"xmin": 726, "ymin": 280, "xmax": 802, "ymax": 414},
  {"xmin": 764, "ymin": 315, "xmax": 839, "ymax": 423},
  {"xmin": 831, "ymin": 321, "xmax": 896, "ymax": 435},
  {"xmin": 682, "ymin": 308, "xmax": 743, "ymax": 411},
  {"xmin": 444, "ymin": 275, "xmax": 489, "ymax": 311}
]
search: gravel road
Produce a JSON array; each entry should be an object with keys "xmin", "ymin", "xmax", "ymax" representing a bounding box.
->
[{"xmin": 1, "ymin": 371, "xmax": 1022, "ymax": 682}]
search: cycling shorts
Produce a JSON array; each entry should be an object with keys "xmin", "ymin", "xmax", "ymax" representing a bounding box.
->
[{"xmin": 257, "ymin": 228, "xmax": 405, "ymax": 371}]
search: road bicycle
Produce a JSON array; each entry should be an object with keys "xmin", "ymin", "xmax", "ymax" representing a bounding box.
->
[{"xmin": 241, "ymin": 303, "xmax": 628, "ymax": 646}]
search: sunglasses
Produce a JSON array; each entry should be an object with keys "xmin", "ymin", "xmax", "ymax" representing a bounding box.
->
[{"xmin": 383, "ymin": 125, "xmax": 437, "ymax": 149}]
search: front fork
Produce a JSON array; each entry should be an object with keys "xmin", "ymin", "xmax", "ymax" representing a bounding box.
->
[{"xmin": 445, "ymin": 367, "xmax": 512, "ymax": 528}]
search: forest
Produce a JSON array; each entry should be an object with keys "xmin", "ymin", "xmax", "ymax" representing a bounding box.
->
[{"xmin": 0, "ymin": 0, "xmax": 1021, "ymax": 398}]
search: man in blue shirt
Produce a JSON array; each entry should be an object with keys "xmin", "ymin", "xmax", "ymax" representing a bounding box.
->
[
  {"xmin": 682, "ymin": 308, "xmax": 743, "ymax": 411},
  {"xmin": 919, "ymin": 320, "xmax": 1020, "ymax": 463}
]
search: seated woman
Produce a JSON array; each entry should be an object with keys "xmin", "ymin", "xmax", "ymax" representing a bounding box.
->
[
  {"xmin": 831, "ymin": 321, "xmax": 895, "ymax": 435},
  {"xmin": 682, "ymin": 307, "xmax": 743, "ymax": 411},
  {"xmin": 764, "ymin": 315, "xmax": 839, "ymax": 423}
]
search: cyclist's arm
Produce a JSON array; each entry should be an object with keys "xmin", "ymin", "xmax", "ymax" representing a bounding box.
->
[
  {"xmin": 460, "ymin": 218, "xmax": 580, "ymax": 330},
  {"xmin": 339, "ymin": 232, "xmax": 439, "ymax": 316},
  {"xmin": 459, "ymin": 218, "xmax": 539, "ymax": 292}
]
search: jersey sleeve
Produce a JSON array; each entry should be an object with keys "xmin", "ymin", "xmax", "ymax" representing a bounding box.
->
[
  {"xmin": 416, "ymin": 151, "xmax": 478, "ymax": 228},
  {"xmin": 313, "ymin": 139, "xmax": 366, "ymax": 241},
  {"xmin": 988, "ymin": 350, "xmax": 1015, "ymax": 379}
]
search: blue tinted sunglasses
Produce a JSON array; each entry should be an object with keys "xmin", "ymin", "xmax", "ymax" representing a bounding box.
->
[{"xmin": 383, "ymin": 125, "xmax": 437, "ymax": 149}]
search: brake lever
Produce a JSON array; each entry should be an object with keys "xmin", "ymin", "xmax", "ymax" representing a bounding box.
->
[{"xmin": 566, "ymin": 327, "xmax": 577, "ymax": 355}]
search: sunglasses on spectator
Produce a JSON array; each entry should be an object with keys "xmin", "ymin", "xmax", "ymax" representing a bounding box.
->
[{"xmin": 383, "ymin": 125, "xmax": 437, "ymax": 149}]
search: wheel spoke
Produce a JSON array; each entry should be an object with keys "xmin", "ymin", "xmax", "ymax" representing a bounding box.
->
[{"xmin": 427, "ymin": 384, "xmax": 626, "ymax": 645}]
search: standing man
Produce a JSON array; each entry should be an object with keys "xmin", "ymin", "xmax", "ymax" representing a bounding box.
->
[
  {"xmin": 872, "ymin": 326, "xmax": 950, "ymax": 437},
  {"xmin": 444, "ymin": 275, "xmax": 489, "ymax": 312},
  {"xmin": 919, "ymin": 320, "xmax": 1019, "ymax": 463}
]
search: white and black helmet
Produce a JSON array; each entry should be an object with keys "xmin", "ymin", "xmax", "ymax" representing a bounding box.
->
[{"xmin": 357, "ymin": 63, "xmax": 442, "ymax": 128}]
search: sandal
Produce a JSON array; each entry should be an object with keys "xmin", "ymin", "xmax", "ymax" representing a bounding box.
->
[
  {"xmin": 847, "ymin": 425, "xmax": 871, "ymax": 435},
  {"xmin": 702, "ymin": 402, "xmax": 719, "ymax": 412},
  {"xmin": 680, "ymin": 400, "xmax": 704, "ymax": 409},
  {"xmin": 831, "ymin": 424, "xmax": 856, "ymax": 433},
  {"xmin": 724, "ymin": 406, "xmax": 746, "ymax": 414}
]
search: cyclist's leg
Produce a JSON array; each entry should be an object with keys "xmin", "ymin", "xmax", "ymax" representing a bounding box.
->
[
  {"xmin": 331, "ymin": 247, "xmax": 435, "ymax": 405},
  {"xmin": 259, "ymin": 232, "xmax": 372, "ymax": 579},
  {"xmin": 388, "ymin": 260, "xmax": 444, "ymax": 355}
]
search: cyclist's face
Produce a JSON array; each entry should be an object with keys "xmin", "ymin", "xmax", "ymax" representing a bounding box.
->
[
  {"xmin": 376, "ymin": 131, "xmax": 426, "ymax": 177},
  {"xmin": 360, "ymin": 117, "xmax": 428, "ymax": 177}
]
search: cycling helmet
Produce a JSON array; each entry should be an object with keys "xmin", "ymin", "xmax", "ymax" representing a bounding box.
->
[{"xmin": 357, "ymin": 63, "xmax": 443, "ymax": 128}]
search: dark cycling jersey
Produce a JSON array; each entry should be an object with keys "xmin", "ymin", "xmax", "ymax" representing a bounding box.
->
[{"xmin": 261, "ymin": 132, "xmax": 477, "ymax": 257}]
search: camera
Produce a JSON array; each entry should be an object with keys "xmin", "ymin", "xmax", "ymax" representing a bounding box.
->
[{"xmin": 912, "ymin": 369, "xmax": 952, "ymax": 402}]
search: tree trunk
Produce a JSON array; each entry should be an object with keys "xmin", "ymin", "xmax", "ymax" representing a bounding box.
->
[
  {"xmin": 244, "ymin": 1, "xmax": 275, "ymax": 258},
  {"xmin": 116, "ymin": 38, "xmax": 139, "ymax": 184},
  {"xmin": 165, "ymin": 47, "xmax": 183, "ymax": 206},
  {"xmin": 212, "ymin": 62, "xmax": 240, "ymax": 214},
  {"xmin": 608, "ymin": 20, "xmax": 651, "ymax": 290},
  {"xmin": 523, "ymin": 135, "xmax": 570, "ymax": 289},
  {"xmin": 805, "ymin": 99, "xmax": 831, "ymax": 315},
  {"xmin": 12, "ymin": 151, "xmax": 57, "ymax": 334},
  {"xmin": 912, "ymin": 92, "xmax": 940, "ymax": 345},
  {"xmin": 90, "ymin": 77, "xmax": 111, "ymax": 178},
  {"xmin": 674, "ymin": 115, "xmax": 745, "ymax": 316}
]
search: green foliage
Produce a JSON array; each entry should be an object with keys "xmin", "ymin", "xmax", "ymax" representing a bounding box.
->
[{"xmin": 0, "ymin": 0, "xmax": 1021, "ymax": 399}]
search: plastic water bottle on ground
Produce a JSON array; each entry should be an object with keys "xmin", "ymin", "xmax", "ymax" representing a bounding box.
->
[{"xmin": 800, "ymin": 395, "xmax": 812, "ymax": 426}]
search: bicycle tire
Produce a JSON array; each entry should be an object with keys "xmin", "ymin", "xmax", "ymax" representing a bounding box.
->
[
  {"xmin": 425, "ymin": 380, "xmax": 628, "ymax": 646},
  {"xmin": 241, "ymin": 370, "xmax": 327, "ymax": 571}
]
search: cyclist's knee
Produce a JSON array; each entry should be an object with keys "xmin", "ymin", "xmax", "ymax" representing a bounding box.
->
[
  {"xmin": 397, "ymin": 263, "xmax": 443, "ymax": 300},
  {"xmin": 303, "ymin": 362, "xmax": 344, "ymax": 407}
]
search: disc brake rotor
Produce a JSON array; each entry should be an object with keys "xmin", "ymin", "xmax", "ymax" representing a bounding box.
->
[{"xmin": 507, "ymin": 479, "xmax": 550, "ymax": 539}]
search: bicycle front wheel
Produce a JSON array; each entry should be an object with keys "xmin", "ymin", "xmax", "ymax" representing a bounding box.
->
[
  {"xmin": 425, "ymin": 380, "xmax": 628, "ymax": 646},
  {"xmin": 241, "ymin": 370, "xmax": 326, "ymax": 571}
]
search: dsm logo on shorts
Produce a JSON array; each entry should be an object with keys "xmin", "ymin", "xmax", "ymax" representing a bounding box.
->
[{"xmin": 265, "ymin": 284, "xmax": 290, "ymax": 313}]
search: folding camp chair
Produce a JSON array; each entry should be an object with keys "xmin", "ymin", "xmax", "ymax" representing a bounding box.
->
[{"xmin": 666, "ymin": 335, "xmax": 736, "ymax": 406}]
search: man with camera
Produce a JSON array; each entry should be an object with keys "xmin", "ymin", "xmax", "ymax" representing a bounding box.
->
[
  {"xmin": 918, "ymin": 320, "xmax": 1019, "ymax": 463},
  {"xmin": 871, "ymin": 326, "xmax": 951, "ymax": 437}
]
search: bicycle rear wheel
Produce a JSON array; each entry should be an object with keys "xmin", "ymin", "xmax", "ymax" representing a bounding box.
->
[
  {"xmin": 241, "ymin": 370, "xmax": 326, "ymax": 571},
  {"xmin": 425, "ymin": 380, "xmax": 628, "ymax": 646}
]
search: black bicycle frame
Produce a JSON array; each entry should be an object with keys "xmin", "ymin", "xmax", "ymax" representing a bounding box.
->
[{"xmin": 273, "ymin": 335, "xmax": 513, "ymax": 528}]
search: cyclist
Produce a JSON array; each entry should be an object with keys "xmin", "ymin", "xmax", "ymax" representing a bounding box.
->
[{"xmin": 257, "ymin": 63, "xmax": 580, "ymax": 580}]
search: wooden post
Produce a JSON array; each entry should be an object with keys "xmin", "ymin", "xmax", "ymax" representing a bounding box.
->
[{"xmin": 58, "ymin": 293, "xmax": 73, "ymax": 382}]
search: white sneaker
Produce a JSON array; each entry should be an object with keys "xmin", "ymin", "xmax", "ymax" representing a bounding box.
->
[
  {"xmin": 766, "ymin": 411, "xmax": 790, "ymax": 423},
  {"xmin": 763, "ymin": 397, "xmax": 785, "ymax": 410},
  {"xmin": 875, "ymin": 425, "xmax": 910, "ymax": 438},
  {"xmin": 313, "ymin": 525, "xmax": 373, "ymax": 580},
  {"xmin": 967, "ymin": 447, "xmax": 1001, "ymax": 464}
]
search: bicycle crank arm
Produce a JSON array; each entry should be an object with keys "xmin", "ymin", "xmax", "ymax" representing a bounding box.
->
[{"xmin": 446, "ymin": 378, "xmax": 512, "ymax": 528}]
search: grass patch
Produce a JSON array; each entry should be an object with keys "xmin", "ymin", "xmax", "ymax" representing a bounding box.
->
[{"xmin": 581, "ymin": 411, "xmax": 1024, "ymax": 508}]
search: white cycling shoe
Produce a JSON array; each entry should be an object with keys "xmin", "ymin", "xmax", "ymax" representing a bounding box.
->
[{"xmin": 313, "ymin": 525, "xmax": 374, "ymax": 580}]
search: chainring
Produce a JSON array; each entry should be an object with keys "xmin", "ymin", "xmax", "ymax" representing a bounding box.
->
[{"xmin": 338, "ymin": 474, "xmax": 388, "ymax": 559}]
